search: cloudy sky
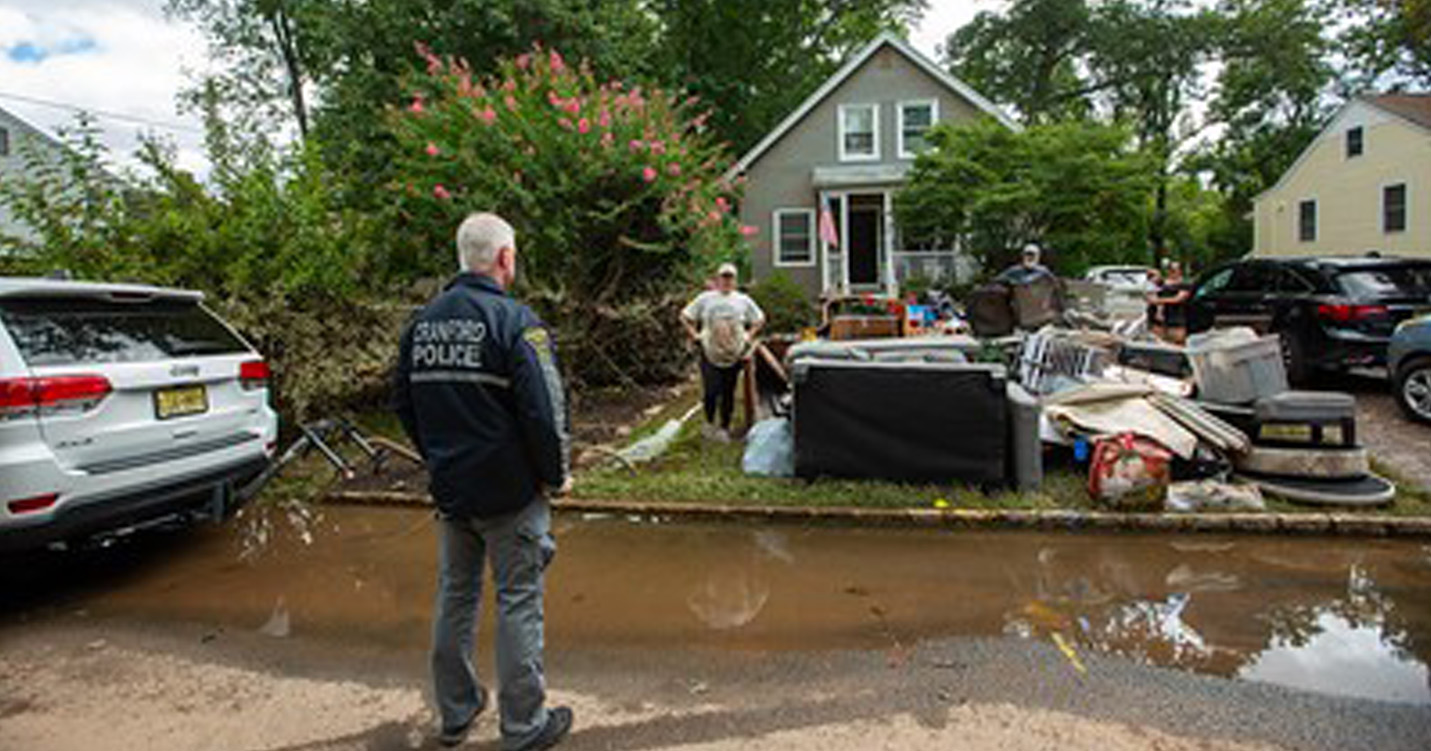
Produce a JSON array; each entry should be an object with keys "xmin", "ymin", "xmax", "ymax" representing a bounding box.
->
[{"xmin": 0, "ymin": 1, "xmax": 990, "ymax": 176}]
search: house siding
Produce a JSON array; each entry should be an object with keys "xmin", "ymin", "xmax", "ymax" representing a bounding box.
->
[
  {"xmin": 739, "ymin": 44, "xmax": 984, "ymax": 300},
  {"xmin": 1253, "ymin": 100, "xmax": 1431, "ymax": 259},
  {"xmin": 0, "ymin": 108, "xmax": 66, "ymax": 246}
]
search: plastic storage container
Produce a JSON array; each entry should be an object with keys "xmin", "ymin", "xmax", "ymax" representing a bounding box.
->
[{"xmin": 1186, "ymin": 328, "xmax": 1288, "ymax": 405}]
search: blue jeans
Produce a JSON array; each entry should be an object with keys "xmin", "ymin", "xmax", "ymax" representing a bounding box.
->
[{"xmin": 432, "ymin": 498, "xmax": 555, "ymax": 749}]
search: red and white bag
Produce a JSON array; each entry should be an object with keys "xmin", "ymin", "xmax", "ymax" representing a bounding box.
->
[{"xmin": 1088, "ymin": 433, "xmax": 1173, "ymax": 510}]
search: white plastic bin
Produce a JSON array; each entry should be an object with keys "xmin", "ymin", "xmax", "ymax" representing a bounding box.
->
[{"xmin": 1186, "ymin": 328, "xmax": 1288, "ymax": 405}]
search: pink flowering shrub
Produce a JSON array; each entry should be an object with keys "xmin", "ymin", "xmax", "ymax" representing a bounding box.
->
[{"xmin": 389, "ymin": 43, "xmax": 744, "ymax": 384}]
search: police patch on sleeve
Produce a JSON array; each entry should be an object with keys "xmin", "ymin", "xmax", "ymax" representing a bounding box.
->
[{"xmin": 523, "ymin": 327, "xmax": 553, "ymax": 359}]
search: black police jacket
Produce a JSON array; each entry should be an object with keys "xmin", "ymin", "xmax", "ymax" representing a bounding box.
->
[{"xmin": 393, "ymin": 272, "xmax": 570, "ymax": 520}]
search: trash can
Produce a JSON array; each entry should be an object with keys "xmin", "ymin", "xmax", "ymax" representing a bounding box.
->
[{"xmin": 1186, "ymin": 328, "xmax": 1287, "ymax": 404}]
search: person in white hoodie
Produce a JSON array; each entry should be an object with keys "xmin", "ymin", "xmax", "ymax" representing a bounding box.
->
[{"xmin": 680, "ymin": 263, "xmax": 765, "ymax": 441}]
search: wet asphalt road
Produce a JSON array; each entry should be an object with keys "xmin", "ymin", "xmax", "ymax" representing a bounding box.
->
[{"xmin": 3, "ymin": 509, "xmax": 1430, "ymax": 751}]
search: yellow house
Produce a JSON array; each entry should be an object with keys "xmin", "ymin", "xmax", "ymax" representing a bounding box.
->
[{"xmin": 1253, "ymin": 94, "xmax": 1429, "ymax": 259}]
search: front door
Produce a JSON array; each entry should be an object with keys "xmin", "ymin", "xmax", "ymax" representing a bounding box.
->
[{"xmin": 847, "ymin": 204, "xmax": 880, "ymax": 287}]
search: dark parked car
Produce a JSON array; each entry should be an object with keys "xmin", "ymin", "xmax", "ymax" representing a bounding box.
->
[
  {"xmin": 1185, "ymin": 256, "xmax": 1431, "ymax": 383},
  {"xmin": 1389, "ymin": 313, "xmax": 1431, "ymax": 423}
]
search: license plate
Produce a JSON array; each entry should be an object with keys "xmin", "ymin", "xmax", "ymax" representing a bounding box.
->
[{"xmin": 154, "ymin": 384, "xmax": 208, "ymax": 420}]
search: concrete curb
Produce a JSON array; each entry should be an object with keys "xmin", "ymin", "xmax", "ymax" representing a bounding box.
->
[{"xmin": 323, "ymin": 490, "xmax": 1431, "ymax": 538}]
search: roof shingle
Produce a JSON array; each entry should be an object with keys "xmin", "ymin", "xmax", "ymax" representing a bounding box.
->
[{"xmin": 1367, "ymin": 93, "xmax": 1431, "ymax": 130}]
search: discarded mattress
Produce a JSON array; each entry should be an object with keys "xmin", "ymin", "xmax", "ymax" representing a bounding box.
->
[
  {"xmin": 792, "ymin": 360, "xmax": 1013, "ymax": 485},
  {"xmin": 1235, "ymin": 471, "xmax": 1396, "ymax": 506},
  {"xmin": 1043, "ymin": 383, "xmax": 1198, "ymax": 458}
]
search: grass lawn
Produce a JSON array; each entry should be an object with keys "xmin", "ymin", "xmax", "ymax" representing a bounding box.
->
[{"xmin": 576, "ymin": 391, "xmax": 1431, "ymax": 517}]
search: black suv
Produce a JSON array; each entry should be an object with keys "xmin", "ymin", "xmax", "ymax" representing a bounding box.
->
[{"xmin": 1186, "ymin": 256, "xmax": 1431, "ymax": 382}]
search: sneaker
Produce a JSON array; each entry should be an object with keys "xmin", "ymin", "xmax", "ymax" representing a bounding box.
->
[
  {"xmin": 510, "ymin": 706, "xmax": 573, "ymax": 751},
  {"xmin": 700, "ymin": 423, "xmax": 720, "ymax": 441},
  {"xmin": 438, "ymin": 686, "xmax": 489, "ymax": 747},
  {"xmin": 713, "ymin": 428, "xmax": 732, "ymax": 443}
]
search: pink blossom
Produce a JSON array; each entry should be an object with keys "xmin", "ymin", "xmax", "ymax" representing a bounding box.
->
[
  {"xmin": 505, "ymin": 95, "xmax": 518, "ymax": 111},
  {"xmin": 739, "ymin": 225, "xmax": 759, "ymax": 236},
  {"xmin": 628, "ymin": 139, "xmax": 644, "ymax": 152},
  {"xmin": 642, "ymin": 166, "xmax": 657, "ymax": 183},
  {"xmin": 558, "ymin": 117, "xmax": 573, "ymax": 130},
  {"xmin": 707, "ymin": 210, "xmax": 721, "ymax": 223},
  {"xmin": 549, "ymin": 49, "xmax": 566, "ymax": 73},
  {"xmin": 479, "ymin": 107, "xmax": 497, "ymax": 125},
  {"xmin": 598, "ymin": 109, "xmax": 611, "ymax": 128},
  {"xmin": 502, "ymin": 79, "xmax": 517, "ymax": 92},
  {"xmin": 515, "ymin": 53, "xmax": 531, "ymax": 70},
  {"xmin": 650, "ymin": 140, "xmax": 666, "ymax": 155},
  {"xmin": 425, "ymin": 142, "xmax": 440, "ymax": 157},
  {"xmin": 409, "ymin": 96, "xmax": 425, "ymax": 115},
  {"xmin": 667, "ymin": 163, "xmax": 682, "ymax": 177},
  {"xmin": 548, "ymin": 91, "xmax": 562, "ymax": 107},
  {"xmin": 578, "ymin": 118, "xmax": 591, "ymax": 134},
  {"xmin": 601, "ymin": 132, "xmax": 614, "ymax": 148},
  {"xmin": 433, "ymin": 184, "xmax": 451, "ymax": 200},
  {"xmin": 715, "ymin": 196, "xmax": 729, "ymax": 212},
  {"xmin": 563, "ymin": 99, "xmax": 581, "ymax": 116}
]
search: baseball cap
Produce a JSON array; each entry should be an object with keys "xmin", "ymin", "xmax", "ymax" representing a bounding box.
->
[{"xmin": 716, "ymin": 262, "xmax": 738, "ymax": 277}]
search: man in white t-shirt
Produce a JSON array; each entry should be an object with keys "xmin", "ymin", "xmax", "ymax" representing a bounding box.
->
[{"xmin": 680, "ymin": 263, "xmax": 765, "ymax": 441}]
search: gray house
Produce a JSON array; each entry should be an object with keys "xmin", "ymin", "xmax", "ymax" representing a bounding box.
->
[
  {"xmin": 727, "ymin": 32, "xmax": 1017, "ymax": 300},
  {"xmin": 0, "ymin": 104, "xmax": 69, "ymax": 245}
]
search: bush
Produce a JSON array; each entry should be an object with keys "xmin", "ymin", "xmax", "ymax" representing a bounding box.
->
[
  {"xmin": 749, "ymin": 271, "xmax": 815, "ymax": 334},
  {"xmin": 386, "ymin": 44, "xmax": 750, "ymax": 385}
]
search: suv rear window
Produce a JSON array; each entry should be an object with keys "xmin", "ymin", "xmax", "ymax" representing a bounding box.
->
[
  {"xmin": 1336, "ymin": 265, "xmax": 1431, "ymax": 299},
  {"xmin": 0, "ymin": 298, "xmax": 249, "ymax": 367}
]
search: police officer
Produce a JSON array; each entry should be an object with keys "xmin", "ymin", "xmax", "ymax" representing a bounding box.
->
[{"xmin": 393, "ymin": 212, "xmax": 573, "ymax": 750}]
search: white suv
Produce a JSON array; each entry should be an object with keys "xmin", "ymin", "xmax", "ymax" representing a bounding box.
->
[{"xmin": 0, "ymin": 277, "xmax": 277, "ymax": 551}]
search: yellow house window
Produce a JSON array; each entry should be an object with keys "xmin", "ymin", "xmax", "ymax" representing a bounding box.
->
[
  {"xmin": 1384, "ymin": 183, "xmax": 1407, "ymax": 233},
  {"xmin": 1347, "ymin": 126, "xmax": 1364, "ymax": 158},
  {"xmin": 1298, "ymin": 199, "xmax": 1317, "ymax": 242}
]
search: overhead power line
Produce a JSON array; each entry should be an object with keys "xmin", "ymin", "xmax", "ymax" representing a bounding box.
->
[{"xmin": 0, "ymin": 90, "xmax": 204, "ymax": 135}]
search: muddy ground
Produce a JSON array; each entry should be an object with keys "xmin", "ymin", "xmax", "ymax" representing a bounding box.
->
[{"xmin": 3, "ymin": 511, "xmax": 1429, "ymax": 751}]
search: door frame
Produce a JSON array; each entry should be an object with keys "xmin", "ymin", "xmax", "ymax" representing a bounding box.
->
[{"xmin": 818, "ymin": 188, "xmax": 896, "ymax": 295}]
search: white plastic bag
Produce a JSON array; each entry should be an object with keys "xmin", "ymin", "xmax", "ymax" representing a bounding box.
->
[{"xmin": 742, "ymin": 418, "xmax": 794, "ymax": 477}]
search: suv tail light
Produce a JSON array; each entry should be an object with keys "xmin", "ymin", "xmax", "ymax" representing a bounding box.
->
[
  {"xmin": 239, "ymin": 360, "xmax": 271, "ymax": 391},
  {"xmin": 7, "ymin": 493, "xmax": 58, "ymax": 515},
  {"xmin": 1316, "ymin": 303, "xmax": 1388, "ymax": 323},
  {"xmin": 0, "ymin": 375, "xmax": 112, "ymax": 420}
]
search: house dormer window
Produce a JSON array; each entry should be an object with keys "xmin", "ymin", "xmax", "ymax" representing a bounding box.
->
[
  {"xmin": 838, "ymin": 103, "xmax": 879, "ymax": 162},
  {"xmin": 898, "ymin": 100, "xmax": 938, "ymax": 158},
  {"xmin": 1347, "ymin": 126, "xmax": 1363, "ymax": 158}
]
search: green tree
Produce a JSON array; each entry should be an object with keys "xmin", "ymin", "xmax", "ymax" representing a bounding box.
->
[
  {"xmin": 1187, "ymin": 0, "xmax": 1335, "ymax": 258},
  {"xmin": 388, "ymin": 45, "xmax": 746, "ymax": 384},
  {"xmin": 895, "ymin": 119, "xmax": 1157, "ymax": 276},
  {"xmin": 1087, "ymin": 0, "xmax": 1217, "ymax": 263},
  {"xmin": 1338, "ymin": 0, "xmax": 1431, "ymax": 87},
  {"xmin": 943, "ymin": 0, "xmax": 1097, "ymax": 124}
]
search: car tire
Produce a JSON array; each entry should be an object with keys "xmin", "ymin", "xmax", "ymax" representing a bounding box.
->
[
  {"xmin": 1394, "ymin": 356, "xmax": 1431, "ymax": 425},
  {"xmin": 1279, "ymin": 328, "xmax": 1312, "ymax": 386}
]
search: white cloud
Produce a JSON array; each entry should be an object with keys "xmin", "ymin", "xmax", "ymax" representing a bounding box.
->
[{"xmin": 0, "ymin": 1, "xmax": 212, "ymax": 175}]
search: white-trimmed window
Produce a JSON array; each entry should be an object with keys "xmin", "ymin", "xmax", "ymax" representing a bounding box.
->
[
  {"xmin": 898, "ymin": 99, "xmax": 938, "ymax": 158},
  {"xmin": 838, "ymin": 103, "xmax": 879, "ymax": 162},
  {"xmin": 773, "ymin": 208, "xmax": 816, "ymax": 267}
]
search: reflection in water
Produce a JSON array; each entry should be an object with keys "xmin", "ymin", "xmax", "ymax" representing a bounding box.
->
[
  {"xmin": 1241, "ymin": 612, "xmax": 1431, "ymax": 705},
  {"xmin": 11, "ymin": 508, "xmax": 1429, "ymax": 706}
]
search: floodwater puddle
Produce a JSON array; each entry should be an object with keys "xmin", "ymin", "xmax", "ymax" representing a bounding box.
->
[{"xmin": 5, "ymin": 506, "xmax": 1429, "ymax": 705}]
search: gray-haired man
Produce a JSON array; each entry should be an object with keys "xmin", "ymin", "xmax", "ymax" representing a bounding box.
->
[{"xmin": 393, "ymin": 212, "xmax": 574, "ymax": 750}]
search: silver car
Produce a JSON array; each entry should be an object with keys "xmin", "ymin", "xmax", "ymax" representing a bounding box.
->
[{"xmin": 1389, "ymin": 313, "xmax": 1431, "ymax": 424}]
